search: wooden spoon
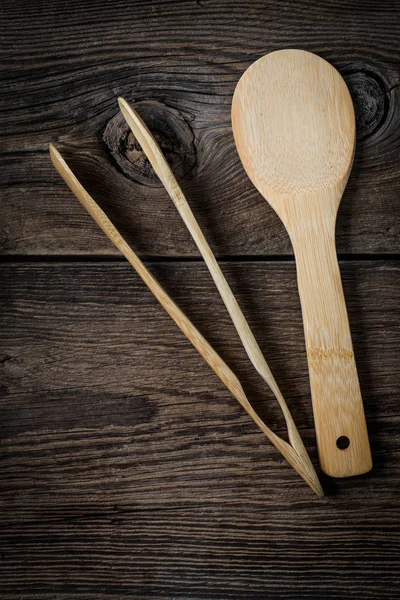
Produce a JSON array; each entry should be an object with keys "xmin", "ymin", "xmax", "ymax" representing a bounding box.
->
[{"xmin": 232, "ymin": 49, "xmax": 372, "ymax": 477}]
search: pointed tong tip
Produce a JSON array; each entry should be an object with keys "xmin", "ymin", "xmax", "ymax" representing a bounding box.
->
[
  {"xmin": 117, "ymin": 96, "xmax": 127, "ymax": 110},
  {"xmin": 49, "ymin": 143, "xmax": 60, "ymax": 167},
  {"xmin": 118, "ymin": 96, "xmax": 136, "ymax": 121},
  {"xmin": 118, "ymin": 97, "xmax": 143, "ymax": 138}
]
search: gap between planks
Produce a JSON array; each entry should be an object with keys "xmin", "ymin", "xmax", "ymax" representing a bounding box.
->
[{"xmin": 0, "ymin": 254, "xmax": 400, "ymax": 264}]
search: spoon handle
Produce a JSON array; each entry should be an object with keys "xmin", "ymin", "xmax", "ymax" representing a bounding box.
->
[{"xmin": 291, "ymin": 228, "xmax": 372, "ymax": 477}]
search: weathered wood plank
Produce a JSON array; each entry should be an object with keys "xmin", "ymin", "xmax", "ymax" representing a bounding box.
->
[
  {"xmin": 0, "ymin": 261, "xmax": 399, "ymax": 598},
  {"xmin": 1, "ymin": 0, "xmax": 400, "ymax": 256}
]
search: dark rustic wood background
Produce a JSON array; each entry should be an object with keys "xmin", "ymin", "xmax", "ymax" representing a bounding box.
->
[{"xmin": 1, "ymin": 1, "xmax": 399, "ymax": 598}]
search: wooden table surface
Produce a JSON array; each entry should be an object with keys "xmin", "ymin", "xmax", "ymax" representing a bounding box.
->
[{"xmin": 1, "ymin": 1, "xmax": 399, "ymax": 598}]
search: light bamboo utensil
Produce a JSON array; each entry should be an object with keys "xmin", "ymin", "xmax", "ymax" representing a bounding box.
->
[
  {"xmin": 49, "ymin": 143, "xmax": 323, "ymax": 496},
  {"xmin": 118, "ymin": 97, "xmax": 317, "ymax": 484},
  {"xmin": 232, "ymin": 49, "xmax": 372, "ymax": 477}
]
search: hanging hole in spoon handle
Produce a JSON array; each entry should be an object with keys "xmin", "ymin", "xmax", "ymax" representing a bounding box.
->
[
  {"xmin": 336, "ymin": 436, "xmax": 350, "ymax": 450},
  {"xmin": 290, "ymin": 217, "xmax": 372, "ymax": 477}
]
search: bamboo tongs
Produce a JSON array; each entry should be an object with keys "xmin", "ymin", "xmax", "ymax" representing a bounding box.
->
[{"xmin": 49, "ymin": 116, "xmax": 322, "ymax": 496}]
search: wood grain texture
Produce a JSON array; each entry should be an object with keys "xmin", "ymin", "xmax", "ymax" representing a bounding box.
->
[
  {"xmin": 1, "ymin": 261, "xmax": 399, "ymax": 599},
  {"xmin": 1, "ymin": 0, "xmax": 400, "ymax": 257},
  {"xmin": 232, "ymin": 49, "xmax": 371, "ymax": 476},
  {"xmin": 1, "ymin": 1, "xmax": 399, "ymax": 598}
]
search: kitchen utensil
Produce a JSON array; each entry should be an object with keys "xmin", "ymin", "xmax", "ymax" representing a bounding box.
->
[
  {"xmin": 50, "ymin": 143, "xmax": 323, "ymax": 495},
  {"xmin": 232, "ymin": 49, "xmax": 372, "ymax": 477}
]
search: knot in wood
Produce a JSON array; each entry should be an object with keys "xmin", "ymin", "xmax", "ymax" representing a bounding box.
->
[
  {"xmin": 343, "ymin": 67, "xmax": 388, "ymax": 140},
  {"xmin": 103, "ymin": 100, "xmax": 196, "ymax": 186}
]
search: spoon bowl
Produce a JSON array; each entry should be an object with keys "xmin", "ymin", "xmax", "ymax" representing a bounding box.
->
[
  {"xmin": 232, "ymin": 49, "xmax": 372, "ymax": 477},
  {"xmin": 232, "ymin": 49, "xmax": 355, "ymax": 209}
]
